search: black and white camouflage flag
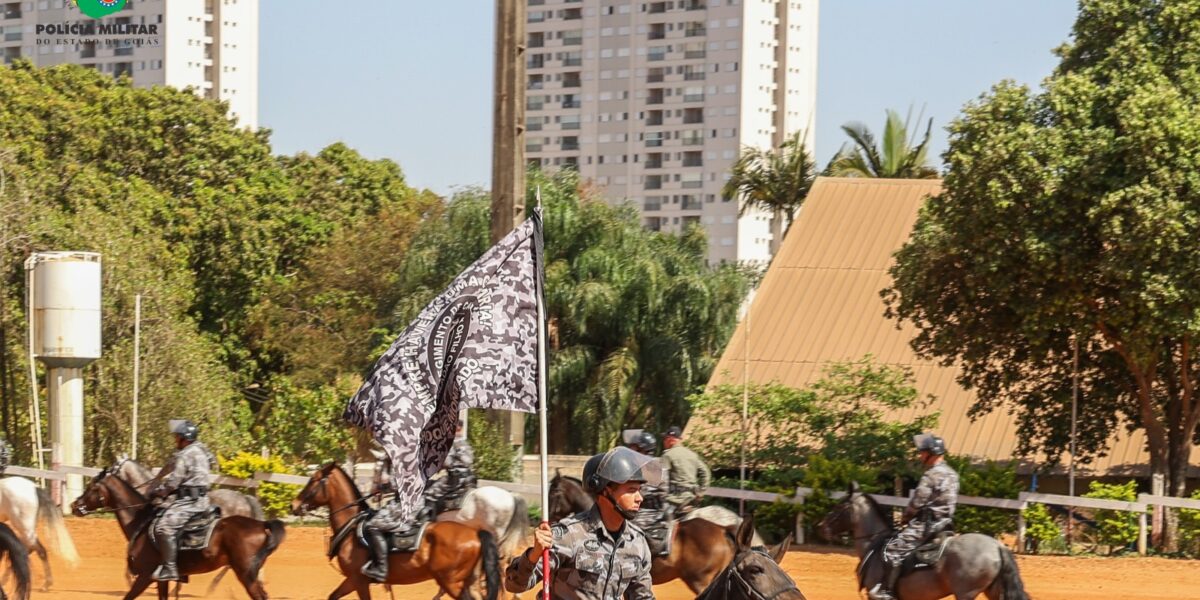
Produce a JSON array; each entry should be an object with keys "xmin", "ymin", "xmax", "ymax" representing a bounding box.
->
[{"xmin": 344, "ymin": 212, "xmax": 543, "ymax": 520}]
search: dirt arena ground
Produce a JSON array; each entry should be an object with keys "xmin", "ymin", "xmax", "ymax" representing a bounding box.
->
[{"xmin": 25, "ymin": 519, "xmax": 1199, "ymax": 599}]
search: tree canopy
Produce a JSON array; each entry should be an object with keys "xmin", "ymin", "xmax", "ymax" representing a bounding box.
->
[{"xmin": 884, "ymin": 0, "xmax": 1200, "ymax": 549}]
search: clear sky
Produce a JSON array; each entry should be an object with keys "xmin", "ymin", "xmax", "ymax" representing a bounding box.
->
[{"xmin": 261, "ymin": 1, "xmax": 1080, "ymax": 195}]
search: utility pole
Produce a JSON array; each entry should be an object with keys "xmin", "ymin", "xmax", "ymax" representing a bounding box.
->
[{"xmin": 490, "ymin": 0, "xmax": 528, "ymax": 458}]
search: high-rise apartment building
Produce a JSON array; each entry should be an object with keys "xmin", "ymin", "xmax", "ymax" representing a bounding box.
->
[
  {"xmin": 526, "ymin": 0, "xmax": 817, "ymax": 263},
  {"xmin": 1, "ymin": 0, "xmax": 258, "ymax": 128}
]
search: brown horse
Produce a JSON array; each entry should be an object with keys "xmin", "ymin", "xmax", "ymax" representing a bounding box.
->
[
  {"xmin": 548, "ymin": 473, "xmax": 773, "ymax": 594},
  {"xmin": 290, "ymin": 462, "xmax": 500, "ymax": 600},
  {"xmin": 70, "ymin": 467, "xmax": 286, "ymax": 600}
]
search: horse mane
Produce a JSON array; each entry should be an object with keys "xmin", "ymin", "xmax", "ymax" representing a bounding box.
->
[
  {"xmin": 857, "ymin": 491, "xmax": 896, "ymax": 532},
  {"xmin": 327, "ymin": 462, "xmax": 366, "ymax": 504}
]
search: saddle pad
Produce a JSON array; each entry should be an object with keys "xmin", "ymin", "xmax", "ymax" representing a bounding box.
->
[
  {"xmin": 149, "ymin": 507, "xmax": 222, "ymax": 551},
  {"xmin": 905, "ymin": 533, "xmax": 955, "ymax": 574},
  {"xmin": 356, "ymin": 519, "xmax": 430, "ymax": 553}
]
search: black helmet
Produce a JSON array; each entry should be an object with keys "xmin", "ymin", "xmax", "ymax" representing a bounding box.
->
[
  {"xmin": 631, "ymin": 431, "xmax": 657, "ymax": 455},
  {"xmin": 913, "ymin": 433, "xmax": 946, "ymax": 456},
  {"xmin": 583, "ymin": 446, "xmax": 664, "ymax": 495},
  {"xmin": 169, "ymin": 419, "xmax": 199, "ymax": 442}
]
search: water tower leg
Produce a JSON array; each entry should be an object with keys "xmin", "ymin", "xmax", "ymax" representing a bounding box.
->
[{"xmin": 48, "ymin": 367, "xmax": 84, "ymax": 514}]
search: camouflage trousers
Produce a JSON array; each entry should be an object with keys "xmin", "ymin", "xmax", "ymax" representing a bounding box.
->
[
  {"xmin": 883, "ymin": 518, "xmax": 949, "ymax": 566},
  {"xmin": 366, "ymin": 500, "xmax": 429, "ymax": 533},
  {"xmin": 154, "ymin": 497, "xmax": 210, "ymax": 538},
  {"xmin": 665, "ymin": 490, "xmax": 697, "ymax": 508}
]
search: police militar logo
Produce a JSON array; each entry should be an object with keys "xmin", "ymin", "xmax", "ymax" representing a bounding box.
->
[{"xmin": 75, "ymin": 0, "xmax": 127, "ymax": 19}]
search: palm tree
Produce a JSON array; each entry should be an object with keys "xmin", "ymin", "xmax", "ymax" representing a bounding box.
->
[
  {"xmin": 828, "ymin": 108, "xmax": 939, "ymax": 179},
  {"xmin": 722, "ymin": 130, "xmax": 816, "ymax": 257}
]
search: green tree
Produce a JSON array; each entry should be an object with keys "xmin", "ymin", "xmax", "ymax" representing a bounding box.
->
[
  {"xmin": 884, "ymin": 0, "xmax": 1200, "ymax": 550},
  {"xmin": 722, "ymin": 130, "xmax": 817, "ymax": 255},
  {"xmin": 827, "ymin": 108, "xmax": 938, "ymax": 179},
  {"xmin": 1083, "ymin": 480, "xmax": 1142, "ymax": 553},
  {"xmin": 945, "ymin": 457, "xmax": 1022, "ymax": 538}
]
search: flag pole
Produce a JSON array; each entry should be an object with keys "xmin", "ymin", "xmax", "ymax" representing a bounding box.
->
[{"xmin": 535, "ymin": 186, "xmax": 551, "ymax": 600}]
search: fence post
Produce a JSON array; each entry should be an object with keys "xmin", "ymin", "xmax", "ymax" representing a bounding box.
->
[
  {"xmin": 1015, "ymin": 509, "xmax": 1026, "ymax": 554},
  {"xmin": 1138, "ymin": 506, "xmax": 1148, "ymax": 556},
  {"xmin": 793, "ymin": 487, "xmax": 806, "ymax": 545}
]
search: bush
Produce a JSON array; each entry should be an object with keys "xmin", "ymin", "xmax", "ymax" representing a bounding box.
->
[
  {"xmin": 798, "ymin": 455, "xmax": 883, "ymax": 543},
  {"xmin": 1082, "ymin": 480, "xmax": 1141, "ymax": 553},
  {"xmin": 1177, "ymin": 490, "xmax": 1200, "ymax": 557},
  {"xmin": 469, "ymin": 417, "xmax": 517, "ymax": 481},
  {"xmin": 220, "ymin": 452, "xmax": 301, "ymax": 519},
  {"xmin": 945, "ymin": 457, "xmax": 1021, "ymax": 538},
  {"xmin": 754, "ymin": 500, "xmax": 802, "ymax": 544},
  {"xmin": 1022, "ymin": 502, "xmax": 1062, "ymax": 554}
]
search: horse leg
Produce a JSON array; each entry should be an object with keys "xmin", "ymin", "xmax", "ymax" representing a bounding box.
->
[
  {"xmin": 32, "ymin": 539, "xmax": 50, "ymax": 592},
  {"xmin": 233, "ymin": 564, "xmax": 270, "ymax": 600},
  {"xmin": 122, "ymin": 573, "xmax": 155, "ymax": 600}
]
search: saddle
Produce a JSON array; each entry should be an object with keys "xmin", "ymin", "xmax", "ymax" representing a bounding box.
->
[
  {"xmin": 901, "ymin": 530, "xmax": 955, "ymax": 574},
  {"xmin": 641, "ymin": 519, "xmax": 676, "ymax": 557},
  {"xmin": 148, "ymin": 507, "xmax": 222, "ymax": 551}
]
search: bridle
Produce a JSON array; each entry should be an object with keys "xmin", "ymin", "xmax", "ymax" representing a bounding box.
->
[
  {"xmin": 294, "ymin": 470, "xmax": 374, "ymax": 517},
  {"xmin": 699, "ymin": 548, "xmax": 801, "ymax": 600},
  {"xmin": 73, "ymin": 471, "xmax": 155, "ymax": 516},
  {"xmin": 823, "ymin": 496, "xmax": 891, "ymax": 543}
]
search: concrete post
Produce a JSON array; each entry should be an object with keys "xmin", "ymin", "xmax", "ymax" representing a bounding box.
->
[{"xmin": 48, "ymin": 367, "xmax": 83, "ymax": 513}]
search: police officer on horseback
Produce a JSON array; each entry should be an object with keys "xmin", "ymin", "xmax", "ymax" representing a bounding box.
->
[
  {"xmin": 870, "ymin": 433, "xmax": 959, "ymax": 600},
  {"xmin": 147, "ymin": 419, "xmax": 217, "ymax": 582},
  {"xmin": 361, "ymin": 420, "xmax": 476, "ymax": 583},
  {"xmin": 659, "ymin": 426, "xmax": 710, "ymax": 515},
  {"xmin": 506, "ymin": 445, "xmax": 658, "ymax": 600},
  {"xmin": 626, "ymin": 431, "xmax": 673, "ymax": 532}
]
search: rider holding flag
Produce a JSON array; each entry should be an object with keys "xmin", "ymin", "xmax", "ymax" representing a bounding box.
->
[{"xmin": 505, "ymin": 446, "xmax": 658, "ymax": 600}]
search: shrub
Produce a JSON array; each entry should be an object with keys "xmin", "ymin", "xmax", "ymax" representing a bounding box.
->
[
  {"xmin": 1022, "ymin": 502, "xmax": 1061, "ymax": 554},
  {"xmin": 220, "ymin": 452, "xmax": 301, "ymax": 519},
  {"xmin": 1177, "ymin": 490, "xmax": 1200, "ymax": 557},
  {"xmin": 945, "ymin": 457, "xmax": 1021, "ymax": 538},
  {"xmin": 753, "ymin": 500, "xmax": 802, "ymax": 544},
  {"xmin": 1082, "ymin": 480, "xmax": 1141, "ymax": 553},
  {"xmin": 469, "ymin": 417, "xmax": 517, "ymax": 481}
]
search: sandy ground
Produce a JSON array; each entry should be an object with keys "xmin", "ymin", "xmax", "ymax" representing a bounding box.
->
[{"xmin": 18, "ymin": 518, "xmax": 1200, "ymax": 599}]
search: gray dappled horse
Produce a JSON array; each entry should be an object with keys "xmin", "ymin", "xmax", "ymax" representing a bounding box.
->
[
  {"xmin": 695, "ymin": 514, "xmax": 805, "ymax": 600},
  {"xmin": 818, "ymin": 482, "xmax": 1030, "ymax": 600}
]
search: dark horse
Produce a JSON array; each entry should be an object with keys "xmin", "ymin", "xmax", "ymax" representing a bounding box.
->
[
  {"xmin": 0, "ymin": 522, "xmax": 31, "ymax": 600},
  {"xmin": 70, "ymin": 467, "xmax": 286, "ymax": 600},
  {"xmin": 291, "ymin": 462, "xmax": 500, "ymax": 600},
  {"xmin": 548, "ymin": 472, "xmax": 768, "ymax": 594},
  {"xmin": 818, "ymin": 482, "xmax": 1030, "ymax": 600},
  {"xmin": 696, "ymin": 515, "xmax": 805, "ymax": 600}
]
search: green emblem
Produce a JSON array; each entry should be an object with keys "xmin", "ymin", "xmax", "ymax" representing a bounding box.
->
[{"xmin": 75, "ymin": 0, "xmax": 127, "ymax": 19}]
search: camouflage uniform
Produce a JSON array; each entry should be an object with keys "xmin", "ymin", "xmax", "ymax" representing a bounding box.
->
[
  {"xmin": 505, "ymin": 505, "xmax": 655, "ymax": 600},
  {"xmin": 883, "ymin": 460, "xmax": 959, "ymax": 565},
  {"xmin": 0, "ymin": 437, "xmax": 12, "ymax": 474},
  {"xmin": 660, "ymin": 444, "xmax": 710, "ymax": 509},
  {"xmin": 425, "ymin": 437, "xmax": 475, "ymax": 509},
  {"xmin": 152, "ymin": 441, "xmax": 215, "ymax": 540}
]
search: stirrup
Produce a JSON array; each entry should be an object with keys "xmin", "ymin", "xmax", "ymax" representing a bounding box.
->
[
  {"xmin": 867, "ymin": 584, "xmax": 897, "ymax": 600},
  {"xmin": 153, "ymin": 564, "xmax": 180, "ymax": 582}
]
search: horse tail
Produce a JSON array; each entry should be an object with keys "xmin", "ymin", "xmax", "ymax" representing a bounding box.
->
[
  {"xmin": 36, "ymin": 486, "xmax": 79, "ymax": 567},
  {"xmin": 0, "ymin": 522, "xmax": 31, "ymax": 600},
  {"xmin": 992, "ymin": 545, "xmax": 1030, "ymax": 600},
  {"xmin": 477, "ymin": 529, "xmax": 500, "ymax": 600},
  {"xmin": 248, "ymin": 519, "xmax": 287, "ymax": 582},
  {"xmin": 498, "ymin": 495, "xmax": 530, "ymax": 558}
]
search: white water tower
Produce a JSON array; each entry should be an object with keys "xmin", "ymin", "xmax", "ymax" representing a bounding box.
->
[{"xmin": 26, "ymin": 252, "xmax": 101, "ymax": 510}]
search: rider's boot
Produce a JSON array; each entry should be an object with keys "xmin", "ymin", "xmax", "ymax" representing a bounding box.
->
[
  {"xmin": 152, "ymin": 534, "xmax": 181, "ymax": 581},
  {"xmin": 360, "ymin": 528, "xmax": 390, "ymax": 582},
  {"xmin": 867, "ymin": 561, "xmax": 901, "ymax": 600}
]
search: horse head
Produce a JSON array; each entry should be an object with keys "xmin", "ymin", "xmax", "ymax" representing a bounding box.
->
[
  {"xmin": 291, "ymin": 462, "xmax": 344, "ymax": 516},
  {"xmin": 71, "ymin": 467, "xmax": 113, "ymax": 516},
  {"xmin": 700, "ymin": 515, "xmax": 806, "ymax": 600},
  {"xmin": 817, "ymin": 481, "xmax": 889, "ymax": 543}
]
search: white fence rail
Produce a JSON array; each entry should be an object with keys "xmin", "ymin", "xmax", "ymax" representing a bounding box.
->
[{"xmin": 21, "ymin": 463, "xmax": 1197, "ymax": 555}]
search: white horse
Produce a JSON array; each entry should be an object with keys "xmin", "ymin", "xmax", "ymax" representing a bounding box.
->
[
  {"xmin": 437, "ymin": 485, "xmax": 530, "ymax": 559},
  {"xmin": 0, "ymin": 476, "xmax": 79, "ymax": 591}
]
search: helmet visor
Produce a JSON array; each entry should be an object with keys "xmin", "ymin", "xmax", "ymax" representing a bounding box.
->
[
  {"xmin": 168, "ymin": 419, "xmax": 190, "ymax": 435},
  {"xmin": 595, "ymin": 446, "xmax": 665, "ymax": 487}
]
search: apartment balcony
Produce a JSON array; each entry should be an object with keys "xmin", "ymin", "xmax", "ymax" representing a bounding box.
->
[
  {"xmin": 682, "ymin": 152, "xmax": 704, "ymax": 167},
  {"xmin": 563, "ymin": 56, "xmax": 582, "ymax": 66},
  {"xmin": 648, "ymin": 49, "xmax": 667, "ymax": 62},
  {"xmin": 561, "ymin": 141, "xmax": 580, "ymax": 151},
  {"xmin": 528, "ymin": 11, "xmax": 546, "ymax": 23},
  {"xmin": 648, "ymin": 24, "xmax": 666, "ymax": 40},
  {"xmin": 561, "ymin": 120, "xmax": 581, "ymax": 130},
  {"xmin": 528, "ymin": 0, "xmax": 545, "ymax": 5},
  {"xmin": 562, "ymin": 99, "xmax": 582, "ymax": 109},
  {"xmin": 682, "ymin": 180, "xmax": 703, "ymax": 189},
  {"xmin": 647, "ymin": 68, "xmax": 665, "ymax": 83},
  {"xmin": 685, "ymin": 27, "xmax": 707, "ymax": 37},
  {"xmin": 526, "ymin": 120, "xmax": 543, "ymax": 132},
  {"xmin": 562, "ymin": 33, "xmax": 583, "ymax": 46},
  {"xmin": 528, "ymin": 56, "xmax": 545, "ymax": 69},
  {"xmin": 561, "ymin": 74, "xmax": 581, "ymax": 88},
  {"xmin": 682, "ymin": 197, "xmax": 704, "ymax": 210},
  {"xmin": 2, "ymin": 47, "xmax": 19, "ymax": 64},
  {"xmin": 646, "ymin": 90, "xmax": 665, "ymax": 105},
  {"xmin": 648, "ymin": 2, "xmax": 667, "ymax": 14},
  {"xmin": 683, "ymin": 49, "xmax": 706, "ymax": 59},
  {"xmin": 644, "ymin": 200, "xmax": 662, "ymax": 211},
  {"xmin": 681, "ymin": 135, "xmax": 704, "ymax": 146},
  {"xmin": 645, "ymin": 111, "xmax": 664, "ymax": 126},
  {"xmin": 529, "ymin": 36, "xmax": 545, "ymax": 48},
  {"xmin": 2, "ymin": 3, "xmax": 21, "ymax": 19},
  {"xmin": 115, "ymin": 43, "xmax": 134, "ymax": 57},
  {"xmin": 684, "ymin": 0, "xmax": 706, "ymax": 10},
  {"xmin": 644, "ymin": 154, "xmax": 664, "ymax": 168},
  {"xmin": 683, "ymin": 109, "xmax": 704, "ymax": 124},
  {"xmin": 526, "ymin": 143, "xmax": 544, "ymax": 152},
  {"xmin": 645, "ymin": 138, "xmax": 664, "ymax": 148},
  {"xmin": 527, "ymin": 99, "xmax": 545, "ymax": 110},
  {"xmin": 644, "ymin": 177, "xmax": 664, "ymax": 190},
  {"xmin": 683, "ymin": 71, "xmax": 706, "ymax": 81},
  {"xmin": 562, "ymin": 8, "xmax": 582, "ymax": 20},
  {"xmin": 527, "ymin": 80, "xmax": 544, "ymax": 90},
  {"xmin": 683, "ymin": 92, "xmax": 705, "ymax": 102}
]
